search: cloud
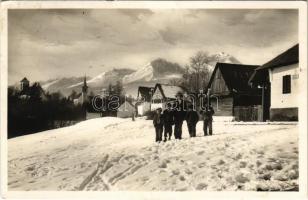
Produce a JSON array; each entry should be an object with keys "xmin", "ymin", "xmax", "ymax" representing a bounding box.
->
[{"xmin": 8, "ymin": 9, "xmax": 298, "ymax": 84}]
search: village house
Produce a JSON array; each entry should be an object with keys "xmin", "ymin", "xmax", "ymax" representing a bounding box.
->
[
  {"xmin": 136, "ymin": 86, "xmax": 154, "ymax": 116},
  {"xmin": 151, "ymin": 83, "xmax": 185, "ymax": 111},
  {"xmin": 117, "ymin": 100, "xmax": 136, "ymax": 118},
  {"xmin": 249, "ymin": 44, "xmax": 299, "ymax": 121},
  {"xmin": 206, "ymin": 63, "xmax": 262, "ymax": 121}
]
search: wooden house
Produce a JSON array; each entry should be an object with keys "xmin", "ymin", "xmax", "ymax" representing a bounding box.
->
[
  {"xmin": 151, "ymin": 83, "xmax": 185, "ymax": 110},
  {"xmin": 249, "ymin": 44, "xmax": 299, "ymax": 121},
  {"xmin": 207, "ymin": 63, "xmax": 262, "ymax": 121}
]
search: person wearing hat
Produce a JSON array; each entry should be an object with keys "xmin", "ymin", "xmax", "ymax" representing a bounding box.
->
[
  {"xmin": 173, "ymin": 92, "xmax": 187, "ymax": 140},
  {"xmin": 186, "ymin": 105, "xmax": 199, "ymax": 137},
  {"xmin": 163, "ymin": 102, "xmax": 175, "ymax": 141},
  {"xmin": 153, "ymin": 107, "xmax": 164, "ymax": 142}
]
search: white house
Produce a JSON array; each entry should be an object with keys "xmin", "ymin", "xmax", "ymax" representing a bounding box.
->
[{"xmin": 249, "ymin": 44, "xmax": 299, "ymax": 121}]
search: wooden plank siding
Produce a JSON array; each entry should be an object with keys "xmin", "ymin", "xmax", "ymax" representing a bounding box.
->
[
  {"xmin": 210, "ymin": 68, "xmax": 230, "ymax": 95},
  {"xmin": 210, "ymin": 96, "xmax": 233, "ymax": 116}
]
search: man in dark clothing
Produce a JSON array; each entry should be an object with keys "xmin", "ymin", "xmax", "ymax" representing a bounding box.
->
[
  {"xmin": 174, "ymin": 92, "xmax": 187, "ymax": 140},
  {"xmin": 186, "ymin": 105, "xmax": 199, "ymax": 137},
  {"xmin": 163, "ymin": 103, "xmax": 174, "ymax": 141},
  {"xmin": 153, "ymin": 108, "xmax": 164, "ymax": 142},
  {"xmin": 203, "ymin": 106, "xmax": 215, "ymax": 136}
]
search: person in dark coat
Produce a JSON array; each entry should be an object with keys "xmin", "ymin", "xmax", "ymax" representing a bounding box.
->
[
  {"xmin": 163, "ymin": 103, "xmax": 174, "ymax": 141},
  {"xmin": 203, "ymin": 105, "xmax": 215, "ymax": 136},
  {"xmin": 174, "ymin": 92, "xmax": 187, "ymax": 140},
  {"xmin": 186, "ymin": 105, "xmax": 199, "ymax": 137},
  {"xmin": 153, "ymin": 108, "xmax": 164, "ymax": 142}
]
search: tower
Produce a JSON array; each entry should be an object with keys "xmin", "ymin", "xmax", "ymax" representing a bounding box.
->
[
  {"xmin": 20, "ymin": 77, "xmax": 30, "ymax": 91},
  {"xmin": 81, "ymin": 76, "xmax": 88, "ymax": 104}
]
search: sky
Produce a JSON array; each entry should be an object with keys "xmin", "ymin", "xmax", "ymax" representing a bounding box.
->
[{"xmin": 8, "ymin": 9, "xmax": 298, "ymax": 84}]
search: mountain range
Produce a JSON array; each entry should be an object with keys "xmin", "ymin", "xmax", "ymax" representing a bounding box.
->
[{"xmin": 40, "ymin": 53, "xmax": 240, "ymax": 97}]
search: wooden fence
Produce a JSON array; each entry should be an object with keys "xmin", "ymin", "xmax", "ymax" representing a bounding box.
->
[{"xmin": 233, "ymin": 105, "xmax": 262, "ymax": 121}]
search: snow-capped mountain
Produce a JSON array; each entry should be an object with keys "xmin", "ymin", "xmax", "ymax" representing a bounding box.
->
[
  {"xmin": 122, "ymin": 63, "xmax": 154, "ymax": 84},
  {"xmin": 68, "ymin": 68, "xmax": 136, "ymax": 89},
  {"xmin": 123, "ymin": 58, "xmax": 185, "ymax": 85},
  {"xmin": 40, "ymin": 77, "xmax": 87, "ymax": 96},
  {"xmin": 41, "ymin": 68, "xmax": 135, "ymax": 96},
  {"xmin": 214, "ymin": 52, "xmax": 241, "ymax": 64}
]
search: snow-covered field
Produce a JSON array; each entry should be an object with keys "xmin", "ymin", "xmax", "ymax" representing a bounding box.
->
[{"xmin": 8, "ymin": 117, "xmax": 298, "ymax": 191}]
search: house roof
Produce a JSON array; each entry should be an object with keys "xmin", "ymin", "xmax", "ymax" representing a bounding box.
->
[
  {"xmin": 137, "ymin": 86, "xmax": 154, "ymax": 101},
  {"xmin": 208, "ymin": 63, "xmax": 260, "ymax": 94},
  {"xmin": 257, "ymin": 44, "xmax": 299, "ymax": 70},
  {"xmin": 154, "ymin": 83, "xmax": 184, "ymax": 99},
  {"xmin": 20, "ymin": 77, "xmax": 29, "ymax": 83},
  {"xmin": 249, "ymin": 44, "xmax": 299, "ymax": 85},
  {"xmin": 118, "ymin": 100, "xmax": 135, "ymax": 112}
]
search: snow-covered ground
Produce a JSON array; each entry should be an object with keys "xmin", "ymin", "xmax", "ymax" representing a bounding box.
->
[{"xmin": 8, "ymin": 117, "xmax": 298, "ymax": 191}]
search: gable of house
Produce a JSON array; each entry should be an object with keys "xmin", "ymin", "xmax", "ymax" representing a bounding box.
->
[
  {"xmin": 118, "ymin": 101, "xmax": 135, "ymax": 112},
  {"xmin": 152, "ymin": 87, "xmax": 164, "ymax": 102},
  {"xmin": 210, "ymin": 67, "xmax": 229, "ymax": 96}
]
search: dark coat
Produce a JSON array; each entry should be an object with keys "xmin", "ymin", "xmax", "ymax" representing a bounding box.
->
[
  {"xmin": 203, "ymin": 107, "xmax": 215, "ymax": 121},
  {"xmin": 186, "ymin": 110, "xmax": 199, "ymax": 124},
  {"xmin": 153, "ymin": 112, "xmax": 164, "ymax": 127},
  {"xmin": 163, "ymin": 109, "xmax": 174, "ymax": 125},
  {"xmin": 174, "ymin": 100, "xmax": 187, "ymax": 122}
]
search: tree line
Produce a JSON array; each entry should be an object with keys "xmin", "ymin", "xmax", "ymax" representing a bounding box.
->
[{"xmin": 8, "ymin": 84, "xmax": 86, "ymax": 138}]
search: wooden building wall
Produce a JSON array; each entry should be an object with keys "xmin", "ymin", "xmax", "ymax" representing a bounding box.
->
[
  {"xmin": 210, "ymin": 68, "xmax": 229, "ymax": 95},
  {"xmin": 210, "ymin": 96, "xmax": 233, "ymax": 116}
]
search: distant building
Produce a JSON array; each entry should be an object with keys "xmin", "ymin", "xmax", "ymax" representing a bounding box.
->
[
  {"xmin": 136, "ymin": 86, "xmax": 154, "ymax": 116},
  {"xmin": 151, "ymin": 83, "xmax": 185, "ymax": 111},
  {"xmin": 117, "ymin": 100, "xmax": 136, "ymax": 118},
  {"xmin": 71, "ymin": 76, "xmax": 89, "ymax": 105},
  {"xmin": 20, "ymin": 77, "xmax": 30, "ymax": 91},
  {"xmin": 18, "ymin": 77, "xmax": 47, "ymax": 101},
  {"xmin": 81, "ymin": 76, "xmax": 88, "ymax": 104},
  {"xmin": 207, "ymin": 63, "xmax": 262, "ymax": 121},
  {"xmin": 249, "ymin": 44, "xmax": 299, "ymax": 121}
]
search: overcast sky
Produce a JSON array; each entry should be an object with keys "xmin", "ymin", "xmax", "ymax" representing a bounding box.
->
[{"xmin": 8, "ymin": 9, "xmax": 298, "ymax": 84}]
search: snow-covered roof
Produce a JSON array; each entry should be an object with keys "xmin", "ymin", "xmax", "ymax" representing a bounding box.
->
[
  {"xmin": 118, "ymin": 101, "xmax": 135, "ymax": 112},
  {"xmin": 154, "ymin": 84, "xmax": 184, "ymax": 99}
]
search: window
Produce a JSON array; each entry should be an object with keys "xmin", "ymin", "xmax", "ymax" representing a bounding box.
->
[{"xmin": 282, "ymin": 75, "xmax": 291, "ymax": 94}]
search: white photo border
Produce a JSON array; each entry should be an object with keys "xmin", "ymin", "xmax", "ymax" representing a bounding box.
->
[{"xmin": 0, "ymin": 1, "xmax": 307, "ymax": 199}]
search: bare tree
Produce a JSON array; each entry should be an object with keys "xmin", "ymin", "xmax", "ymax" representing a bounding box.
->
[{"xmin": 183, "ymin": 51, "xmax": 212, "ymax": 93}]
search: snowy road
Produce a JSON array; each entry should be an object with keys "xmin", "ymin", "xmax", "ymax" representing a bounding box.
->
[{"xmin": 8, "ymin": 117, "xmax": 298, "ymax": 191}]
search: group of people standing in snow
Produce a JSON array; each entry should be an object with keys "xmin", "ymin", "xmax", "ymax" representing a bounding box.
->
[{"xmin": 153, "ymin": 92, "xmax": 215, "ymax": 143}]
